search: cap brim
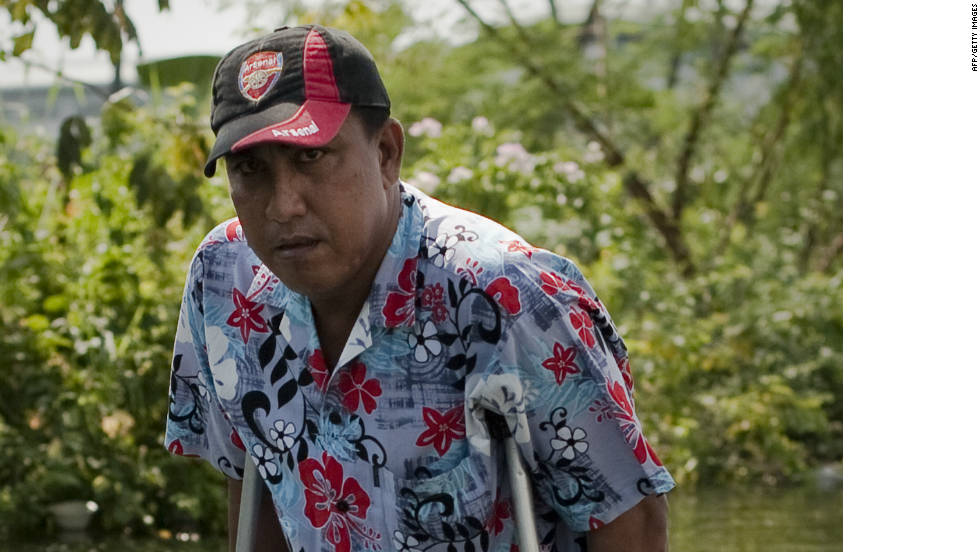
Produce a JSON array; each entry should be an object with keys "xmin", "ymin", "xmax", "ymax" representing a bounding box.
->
[{"xmin": 203, "ymin": 99, "xmax": 351, "ymax": 177}]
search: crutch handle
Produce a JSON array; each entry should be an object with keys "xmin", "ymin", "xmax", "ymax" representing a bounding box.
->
[{"xmin": 485, "ymin": 411, "xmax": 539, "ymax": 551}]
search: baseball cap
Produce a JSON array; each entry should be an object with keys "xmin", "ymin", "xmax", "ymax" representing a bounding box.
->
[{"xmin": 203, "ymin": 25, "xmax": 390, "ymax": 177}]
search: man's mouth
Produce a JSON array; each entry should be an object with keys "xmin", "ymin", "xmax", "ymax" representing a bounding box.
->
[{"xmin": 275, "ymin": 236, "xmax": 320, "ymax": 256}]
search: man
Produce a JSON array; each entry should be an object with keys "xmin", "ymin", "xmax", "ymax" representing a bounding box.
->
[{"xmin": 166, "ymin": 25, "xmax": 673, "ymax": 552}]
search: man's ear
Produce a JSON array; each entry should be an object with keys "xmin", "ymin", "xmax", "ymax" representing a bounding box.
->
[{"xmin": 377, "ymin": 118, "xmax": 404, "ymax": 189}]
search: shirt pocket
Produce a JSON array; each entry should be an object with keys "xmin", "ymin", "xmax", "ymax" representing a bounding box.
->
[{"xmin": 381, "ymin": 453, "xmax": 501, "ymax": 552}]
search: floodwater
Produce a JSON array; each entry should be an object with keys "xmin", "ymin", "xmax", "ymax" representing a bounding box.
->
[{"xmin": 9, "ymin": 486, "xmax": 842, "ymax": 552}]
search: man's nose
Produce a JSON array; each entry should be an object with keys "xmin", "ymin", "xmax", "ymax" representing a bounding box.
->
[{"xmin": 264, "ymin": 169, "xmax": 308, "ymax": 222}]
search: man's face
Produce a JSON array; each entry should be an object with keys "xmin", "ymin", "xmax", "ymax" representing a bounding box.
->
[{"xmin": 225, "ymin": 115, "xmax": 402, "ymax": 301}]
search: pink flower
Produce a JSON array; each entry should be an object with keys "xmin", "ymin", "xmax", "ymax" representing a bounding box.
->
[
  {"xmin": 338, "ymin": 361, "xmax": 382, "ymax": 414},
  {"xmin": 416, "ymin": 405, "xmax": 465, "ymax": 456},
  {"xmin": 299, "ymin": 453, "xmax": 371, "ymax": 552},
  {"xmin": 226, "ymin": 288, "xmax": 269, "ymax": 342},
  {"xmin": 382, "ymin": 258, "xmax": 418, "ymax": 328},
  {"xmin": 308, "ymin": 349, "xmax": 331, "ymax": 390},
  {"xmin": 486, "ymin": 277, "xmax": 521, "ymax": 315},
  {"xmin": 569, "ymin": 308, "xmax": 596, "ymax": 348},
  {"xmin": 501, "ymin": 239, "xmax": 535, "ymax": 258},
  {"xmin": 541, "ymin": 342, "xmax": 580, "ymax": 385}
]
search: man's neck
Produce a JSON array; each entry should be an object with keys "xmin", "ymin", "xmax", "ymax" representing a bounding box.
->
[{"xmin": 309, "ymin": 185, "xmax": 403, "ymax": 369}]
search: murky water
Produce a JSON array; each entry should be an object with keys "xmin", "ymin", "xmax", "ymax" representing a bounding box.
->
[{"xmin": 7, "ymin": 486, "xmax": 842, "ymax": 551}]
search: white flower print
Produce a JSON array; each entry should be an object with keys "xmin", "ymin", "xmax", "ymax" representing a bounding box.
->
[
  {"xmin": 427, "ymin": 233, "xmax": 459, "ymax": 268},
  {"xmin": 205, "ymin": 325, "xmax": 230, "ymax": 366},
  {"xmin": 212, "ymin": 358, "xmax": 239, "ymax": 401},
  {"xmin": 279, "ymin": 314, "xmax": 292, "ymax": 342},
  {"xmin": 269, "ymin": 420, "xmax": 296, "ymax": 451},
  {"xmin": 550, "ymin": 425, "xmax": 588, "ymax": 460},
  {"xmin": 195, "ymin": 372, "xmax": 211, "ymax": 401},
  {"xmin": 250, "ymin": 444, "xmax": 278, "ymax": 480},
  {"xmin": 393, "ymin": 530, "xmax": 421, "ymax": 552},
  {"xmin": 408, "ymin": 320, "xmax": 442, "ymax": 362}
]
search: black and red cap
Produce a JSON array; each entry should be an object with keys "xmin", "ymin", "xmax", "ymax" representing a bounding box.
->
[{"xmin": 204, "ymin": 25, "xmax": 390, "ymax": 177}]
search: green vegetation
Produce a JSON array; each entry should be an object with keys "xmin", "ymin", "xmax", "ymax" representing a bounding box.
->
[{"xmin": 0, "ymin": 0, "xmax": 841, "ymax": 539}]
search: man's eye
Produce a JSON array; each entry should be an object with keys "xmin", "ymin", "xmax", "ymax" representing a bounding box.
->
[
  {"xmin": 296, "ymin": 149, "xmax": 326, "ymax": 163},
  {"xmin": 230, "ymin": 157, "xmax": 261, "ymax": 175}
]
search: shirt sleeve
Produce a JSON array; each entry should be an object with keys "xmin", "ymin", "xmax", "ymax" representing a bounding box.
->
[
  {"xmin": 477, "ymin": 252, "xmax": 675, "ymax": 532},
  {"xmin": 164, "ymin": 253, "xmax": 246, "ymax": 479}
]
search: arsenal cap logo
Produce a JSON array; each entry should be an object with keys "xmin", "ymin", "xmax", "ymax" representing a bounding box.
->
[{"xmin": 238, "ymin": 51, "xmax": 283, "ymax": 102}]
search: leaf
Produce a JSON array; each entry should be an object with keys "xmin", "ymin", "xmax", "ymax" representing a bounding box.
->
[
  {"xmin": 277, "ymin": 380, "xmax": 298, "ymax": 407},
  {"xmin": 464, "ymin": 539, "xmax": 476, "ymax": 552},
  {"xmin": 442, "ymin": 522, "xmax": 455, "ymax": 540},
  {"xmin": 447, "ymin": 280, "xmax": 459, "ymax": 308},
  {"xmin": 455, "ymin": 522, "xmax": 470, "ymax": 539},
  {"xmin": 271, "ymin": 358, "xmax": 288, "ymax": 384},
  {"xmin": 283, "ymin": 346, "xmax": 298, "ymax": 360},
  {"xmin": 447, "ymin": 354, "xmax": 467, "ymax": 371},
  {"xmin": 258, "ymin": 335, "xmax": 277, "ymax": 367},
  {"xmin": 480, "ymin": 532, "xmax": 489, "ymax": 552},
  {"xmin": 465, "ymin": 516, "xmax": 483, "ymax": 530},
  {"xmin": 12, "ymin": 29, "xmax": 35, "ymax": 56},
  {"xmin": 297, "ymin": 368, "xmax": 314, "ymax": 386}
]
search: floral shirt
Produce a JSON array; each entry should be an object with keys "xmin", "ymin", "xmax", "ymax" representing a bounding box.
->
[{"xmin": 165, "ymin": 183, "xmax": 675, "ymax": 552}]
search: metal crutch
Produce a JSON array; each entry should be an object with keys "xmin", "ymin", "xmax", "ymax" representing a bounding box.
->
[
  {"xmin": 485, "ymin": 411, "xmax": 540, "ymax": 552},
  {"xmin": 236, "ymin": 455, "xmax": 264, "ymax": 552}
]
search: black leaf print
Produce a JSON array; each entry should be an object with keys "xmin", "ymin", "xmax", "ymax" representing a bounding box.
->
[
  {"xmin": 277, "ymin": 380, "xmax": 297, "ymax": 408},
  {"xmin": 270, "ymin": 357, "xmax": 288, "ymax": 384},
  {"xmin": 258, "ymin": 334, "xmax": 276, "ymax": 367}
]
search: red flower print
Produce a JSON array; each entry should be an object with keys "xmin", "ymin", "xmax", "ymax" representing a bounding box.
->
[
  {"xmin": 541, "ymin": 342, "xmax": 581, "ymax": 385},
  {"xmin": 167, "ymin": 439, "xmax": 199, "ymax": 458},
  {"xmin": 486, "ymin": 277, "xmax": 521, "ymax": 315},
  {"xmin": 486, "ymin": 497, "xmax": 511, "ymax": 535},
  {"xmin": 588, "ymin": 516, "xmax": 605, "ymax": 530},
  {"xmin": 382, "ymin": 258, "xmax": 417, "ymax": 328},
  {"xmin": 539, "ymin": 271, "xmax": 586, "ymax": 296},
  {"xmin": 540, "ymin": 271, "xmax": 599, "ymax": 311},
  {"xmin": 230, "ymin": 430, "xmax": 245, "ymax": 451},
  {"xmin": 577, "ymin": 294, "xmax": 601, "ymax": 313},
  {"xmin": 420, "ymin": 283, "xmax": 444, "ymax": 308},
  {"xmin": 569, "ymin": 308, "xmax": 596, "ymax": 348},
  {"xmin": 617, "ymin": 357, "xmax": 635, "ymax": 394},
  {"xmin": 226, "ymin": 288, "xmax": 269, "ymax": 342},
  {"xmin": 501, "ymin": 239, "xmax": 536, "ymax": 258},
  {"xmin": 420, "ymin": 283, "xmax": 449, "ymax": 323},
  {"xmin": 308, "ymin": 349, "xmax": 331, "ymax": 390},
  {"xmin": 606, "ymin": 381, "xmax": 663, "ymax": 466},
  {"xmin": 431, "ymin": 301, "xmax": 449, "ymax": 323},
  {"xmin": 416, "ymin": 405, "xmax": 465, "ymax": 456},
  {"xmin": 224, "ymin": 219, "xmax": 244, "ymax": 242},
  {"xmin": 539, "ymin": 271, "xmax": 565, "ymax": 296},
  {"xmin": 299, "ymin": 453, "xmax": 372, "ymax": 552},
  {"xmin": 338, "ymin": 361, "xmax": 382, "ymax": 414}
]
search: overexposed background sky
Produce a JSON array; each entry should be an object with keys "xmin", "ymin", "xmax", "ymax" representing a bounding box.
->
[{"xmin": 0, "ymin": 0, "xmax": 624, "ymax": 88}]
